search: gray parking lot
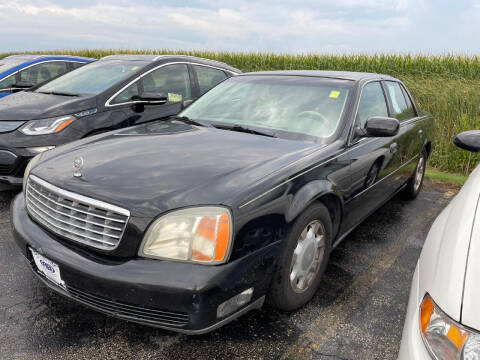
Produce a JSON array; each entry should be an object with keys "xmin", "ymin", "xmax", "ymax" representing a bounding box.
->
[{"xmin": 0, "ymin": 181, "xmax": 455, "ymax": 360}]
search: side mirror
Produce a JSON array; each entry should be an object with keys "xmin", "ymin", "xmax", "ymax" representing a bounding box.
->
[
  {"xmin": 11, "ymin": 81, "xmax": 34, "ymax": 92},
  {"xmin": 454, "ymin": 130, "xmax": 480, "ymax": 153},
  {"xmin": 356, "ymin": 116, "xmax": 400, "ymax": 138},
  {"xmin": 136, "ymin": 92, "xmax": 168, "ymax": 105}
]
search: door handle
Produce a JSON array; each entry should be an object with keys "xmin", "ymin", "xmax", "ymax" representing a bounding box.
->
[
  {"xmin": 418, "ymin": 129, "xmax": 423, "ymax": 138},
  {"xmin": 390, "ymin": 143, "xmax": 398, "ymax": 154}
]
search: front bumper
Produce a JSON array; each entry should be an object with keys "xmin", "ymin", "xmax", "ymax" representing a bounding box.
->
[
  {"xmin": 0, "ymin": 148, "xmax": 30, "ymax": 185},
  {"xmin": 397, "ymin": 264, "xmax": 431, "ymax": 359},
  {"xmin": 10, "ymin": 194, "xmax": 280, "ymax": 334}
]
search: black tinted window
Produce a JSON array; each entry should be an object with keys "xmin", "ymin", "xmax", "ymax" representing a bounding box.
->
[
  {"xmin": 356, "ymin": 82, "xmax": 388, "ymax": 128},
  {"xmin": 384, "ymin": 81, "xmax": 414, "ymax": 121},
  {"xmin": 193, "ymin": 65, "xmax": 227, "ymax": 95},
  {"xmin": 400, "ymin": 84, "xmax": 416, "ymax": 119},
  {"xmin": 142, "ymin": 64, "xmax": 191, "ymax": 102},
  {"xmin": 19, "ymin": 62, "xmax": 68, "ymax": 85}
]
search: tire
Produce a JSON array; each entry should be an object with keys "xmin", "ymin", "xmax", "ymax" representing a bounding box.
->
[
  {"xmin": 402, "ymin": 149, "xmax": 427, "ymax": 200},
  {"xmin": 269, "ymin": 203, "xmax": 332, "ymax": 311}
]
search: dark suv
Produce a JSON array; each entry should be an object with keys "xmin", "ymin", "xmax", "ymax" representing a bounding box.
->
[{"xmin": 0, "ymin": 55, "xmax": 240, "ymax": 185}]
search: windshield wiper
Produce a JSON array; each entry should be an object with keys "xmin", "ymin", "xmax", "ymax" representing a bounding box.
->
[
  {"xmin": 37, "ymin": 90, "xmax": 79, "ymax": 97},
  {"xmin": 170, "ymin": 116, "xmax": 212, "ymax": 128},
  {"xmin": 213, "ymin": 124, "xmax": 277, "ymax": 138}
]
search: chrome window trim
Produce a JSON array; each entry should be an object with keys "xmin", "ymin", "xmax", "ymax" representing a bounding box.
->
[
  {"xmin": 0, "ymin": 60, "xmax": 87, "ymax": 84},
  {"xmin": 29, "ymin": 174, "xmax": 130, "ymax": 217},
  {"xmin": 105, "ymin": 61, "xmax": 239, "ymax": 108}
]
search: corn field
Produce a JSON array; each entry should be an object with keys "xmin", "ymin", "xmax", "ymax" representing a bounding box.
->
[{"xmin": 2, "ymin": 49, "xmax": 480, "ymax": 174}]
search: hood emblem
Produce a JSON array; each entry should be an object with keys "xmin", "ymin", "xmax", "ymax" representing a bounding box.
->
[{"xmin": 73, "ymin": 157, "xmax": 84, "ymax": 178}]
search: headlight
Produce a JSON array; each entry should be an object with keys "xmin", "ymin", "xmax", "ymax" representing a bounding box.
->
[
  {"xmin": 420, "ymin": 294, "xmax": 480, "ymax": 359},
  {"xmin": 23, "ymin": 153, "xmax": 43, "ymax": 192},
  {"xmin": 139, "ymin": 207, "xmax": 232, "ymax": 264},
  {"xmin": 20, "ymin": 116, "xmax": 75, "ymax": 135}
]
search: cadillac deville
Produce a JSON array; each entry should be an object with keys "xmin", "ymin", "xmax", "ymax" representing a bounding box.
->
[{"xmin": 11, "ymin": 71, "xmax": 434, "ymax": 334}]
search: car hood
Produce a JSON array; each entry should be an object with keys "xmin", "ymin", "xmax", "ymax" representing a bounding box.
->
[
  {"xmin": 32, "ymin": 121, "xmax": 319, "ymax": 217},
  {"xmin": 0, "ymin": 91, "xmax": 97, "ymax": 120},
  {"xmin": 417, "ymin": 164, "xmax": 480, "ymax": 325}
]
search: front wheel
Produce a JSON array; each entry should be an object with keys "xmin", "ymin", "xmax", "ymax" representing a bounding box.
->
[
  {"xmin": 402, "ymin": 150, "xmax": 427, "ymax": 199},
  {"xmin": 269, "ymin": 203, "xmax": 332, "ymax": 311}
]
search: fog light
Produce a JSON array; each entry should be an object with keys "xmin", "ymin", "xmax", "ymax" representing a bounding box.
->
[
  {"xmin": 217, "ymin": 288, "xmax": 253, "ymax": 318},
  {"xmin": 26, "ymin": 146, "xmax": 55, "ymax": 154}
]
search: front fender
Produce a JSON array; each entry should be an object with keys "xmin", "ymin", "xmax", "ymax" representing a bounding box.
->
[{"xmin": 285, "ymin": 180, "xmax": 342, "ymax": 223}]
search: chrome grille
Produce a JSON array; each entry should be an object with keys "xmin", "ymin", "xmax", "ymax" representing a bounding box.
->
[{"xmin": 26, "ymin": 175, "xmax": 130, "ymax": 251}]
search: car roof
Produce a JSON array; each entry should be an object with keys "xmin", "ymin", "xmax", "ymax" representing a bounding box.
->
[
  {"xmin": 3, "ymin": 54, "xmax": 95, "ymax": 61},
  {"xmin": 98, "ymin": 54, "xmax": 241, "ymax": 73},
  {"xmin": 240, "ymin": 70, "xmax": 398, "ymax": 82}
]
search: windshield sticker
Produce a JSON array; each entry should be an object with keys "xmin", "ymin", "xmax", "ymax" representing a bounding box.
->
[
  {"xmin": 329, "ymin": 91, "xmax": 340, "ymax": 99},
  {"xmin": 168, "ymin": 93, "xmax": 183, "ymax": 103},
  {"xmin": 131, "ymin": 66, "xmax": 139, "ymax": 71}
]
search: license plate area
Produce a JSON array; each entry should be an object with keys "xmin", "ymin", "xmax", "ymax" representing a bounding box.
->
[{"xmin": 30, "ymin": 248, "xmax": 66, "ymax": 289}]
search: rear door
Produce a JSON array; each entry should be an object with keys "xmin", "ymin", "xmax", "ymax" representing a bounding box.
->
[
  {"xmin": 342, "ymin": 81, "xmax": 403, "ymax": 232},
  {"xmin": 109, "ymin": 63, "xmax": 194, "ymax": 126}
]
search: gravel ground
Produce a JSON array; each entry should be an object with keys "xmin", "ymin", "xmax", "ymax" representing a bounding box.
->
[{"xmin": 0, "ymin": 181, "xmax": 456, "ymax": 360}]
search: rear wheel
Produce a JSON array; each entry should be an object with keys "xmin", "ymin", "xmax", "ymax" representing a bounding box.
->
[
  {"xmin": 402, "ymin": 150, "xmax": 427, "ymax": 199},
  {"xmin": 269, "ymin": 203, "xmax": 332, "ymax": 311}
]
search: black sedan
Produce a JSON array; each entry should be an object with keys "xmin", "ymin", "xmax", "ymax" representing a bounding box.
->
[
  {"xmin": 0, "ymin": 55, "xmax": 240, "ymax": 186},
  {"xmin": 10, "ymin": 71, "xmax": 433, "ymax": 334}
]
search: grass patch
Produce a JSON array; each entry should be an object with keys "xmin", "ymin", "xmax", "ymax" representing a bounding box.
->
[{"xmin": 425, "ymin": 167, "xmax": 468, "ymax": 186}]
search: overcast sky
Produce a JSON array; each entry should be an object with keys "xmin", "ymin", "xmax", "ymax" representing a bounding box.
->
[{"xmin": 0, "ymin": 0, "xmax": 478, "ymax": 54}]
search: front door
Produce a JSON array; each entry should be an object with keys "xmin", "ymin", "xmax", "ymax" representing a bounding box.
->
[
  {"xmin": 109, "ymin": 63, "xmax": 194, "ymax": 126},
  {"xmin": 342, "ymin": 81, "xmax": 402, "ymax": 232}
]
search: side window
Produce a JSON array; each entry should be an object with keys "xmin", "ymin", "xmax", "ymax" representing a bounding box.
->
[
  {"xmin": 0, "ymin": 74, "xmax": 15, "ymax": 90},
  {"xmin": 142, "ymin": 64, "xmax": 191, "ymax": 102},
  {"xmin": 71, "ymin": 62, "xmax": 86, "ymax": 70},
  {"xmin": 193, "ymin": 65, "xmax": 227, "ymax": 95},
  {"xmin": 400, "ymin": 84, "xmax": 416, "ymax": 119},
  {"xmin": 111, "ymin": 83, "xmax": 139, "ymax": 104},
  {"xmin": 384, "ymin": 81, "xmax": 414, "ymax": 121},
  {"xmin": 18, "ymin": 62, "xmax": 68, "ymax": 85},
  {"xmin": 356, "ymin": 81, "xmax": 389, "ymax": 128}
]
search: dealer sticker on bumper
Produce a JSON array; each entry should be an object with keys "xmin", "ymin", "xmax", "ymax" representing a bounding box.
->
[{"xmin": 30, "ymin": 248, "xmax": 65, "ymax": 289}]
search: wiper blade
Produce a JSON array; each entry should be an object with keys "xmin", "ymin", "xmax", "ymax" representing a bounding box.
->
[
  {"xmin": 170, "ymin": 116, "xmax": 212, "ymax": 128},
  {"xmin": 214, "ymin": 124, "xmax": 277, "ymax": 138},
  {"xmin": 38, "ymin": 91, "xmax": 79, "ymax": 97}
]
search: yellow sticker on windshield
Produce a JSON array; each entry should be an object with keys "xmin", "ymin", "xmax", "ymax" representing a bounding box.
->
[
  {"xmin": 168, "ymin": 93, "xmax": 183, "ymax": 103},
  {"xmin": 329, "ymin": 91, "xmax": 340, "ymax": 99},
  {"xmin": 131, "ymin": 66, "xmax": 139, "ymax": 71}
]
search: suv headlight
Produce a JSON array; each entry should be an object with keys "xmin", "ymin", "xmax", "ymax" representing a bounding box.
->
[
  {"xmin": 23, "ymin": 153, "xmax": 43, "ymax": 192},
  {"xmin": 420, "ymin": 294, "xmax": 480, "ymax": 359},
  {"xmin": 139, "ymin": 207, "xmax": 232, "ymax": 265},
  {"xmin": 20, "ymin": 115, "xmax": 75, "ymax": 135}
]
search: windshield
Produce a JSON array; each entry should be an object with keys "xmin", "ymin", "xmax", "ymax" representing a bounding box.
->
[
  {"xmin": 181, "ymin": 75, "xmax": 352, "ymax": 140},
  {"xmin": 0, "ymin": 59, "xmax": 25, "ymax": 74},
  {"xmin": 36, "ymin": 60, "xmax": 149, "ymax": 96}
]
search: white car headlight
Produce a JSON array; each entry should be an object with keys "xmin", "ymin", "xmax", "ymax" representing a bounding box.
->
[
  {"xmin": 23, "ymin": 152, "xmax": 43, "ymax": 192},
  {"xmin": 20, "ymin": 116, "xmax": 75, "ymax": 135},
  {"xmin": 139, "ymin": 207, "xmax": 233, "ymax": 265},
  {"xmin": 420, "ymin": 294, "xmax": 480, "ymax": 359}
]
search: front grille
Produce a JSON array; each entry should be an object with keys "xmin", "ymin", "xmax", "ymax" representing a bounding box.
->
[
  {"xmin": 67, "ymin": 286, "xmax": 190, "ymax": 327},
  {"xmin": 26, "ymin": 175, "xmax": 130, "ymax": 251}
]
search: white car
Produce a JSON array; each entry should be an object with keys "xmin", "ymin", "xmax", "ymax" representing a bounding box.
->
[{"xmin": 398, "ymin": 130, "xmax": 480, "ymax": 359}]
